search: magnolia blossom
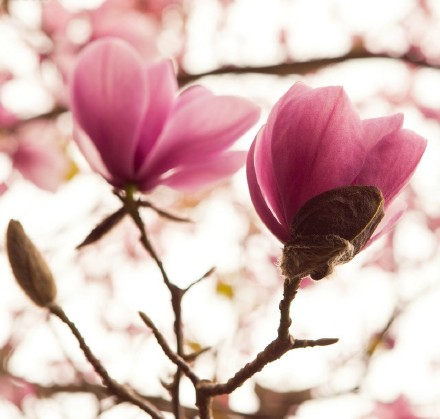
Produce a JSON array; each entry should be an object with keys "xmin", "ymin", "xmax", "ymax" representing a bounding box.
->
[
  {"xmin": 70, "ymin": 39, "xmax": 260, "ymax": 192},
  {"xmin": 247, "ymin": 82, "xmax": 426, "ymax": 245}
]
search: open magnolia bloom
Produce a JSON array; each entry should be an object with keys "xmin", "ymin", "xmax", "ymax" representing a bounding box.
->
[
  {"xmin": 247, "ymin": 83, "xmax": 427, "ymax": 280},
  {"xmin": 70, "ymin": 39, "xmax": 260, "ymax": 192}
]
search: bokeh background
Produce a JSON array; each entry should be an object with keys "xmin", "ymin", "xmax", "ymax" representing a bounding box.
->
[{"xmin": 1, "ymin": 0, "xmax": 440, "ymax": 417}]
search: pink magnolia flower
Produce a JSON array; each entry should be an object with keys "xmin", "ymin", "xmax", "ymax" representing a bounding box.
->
[
  {"xmin": 70, "ymin": 39, "xmax": 260, "ymax": 192},
  {"xmin": 247, "ymin": 82, "xmax": 426, "ymax": 245}
]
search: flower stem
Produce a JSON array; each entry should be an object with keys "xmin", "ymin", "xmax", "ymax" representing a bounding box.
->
[{"xmin": 120, "ymin": 187, "xmax": 186, "ymax": 419}]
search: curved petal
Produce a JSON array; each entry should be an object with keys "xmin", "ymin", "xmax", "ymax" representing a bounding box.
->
[
  {"xmin": 70, "ymin": 38, "xmax": 148, "ymax": 181},
  {"xmin": 270, "ymin": 85, "xmax": 364, "ymax": 224},
  {"xmin": 0, "ymin": 182, "xmax": 7, "ymax": 195},
  {"xmin": 247, "ymin": 140, "xmax": 289, "ymax": 242},
  {"xmin": 253, "ymin": 127, "xmax": 286, "ymax": 226},
  {"xmin": 174, "ymin": 85, "xmax": 214, "ymax": 111},
  {"xmin": 367, "ymin": 199, "xmax": 406, "ymax": 246},
  {"xmin": 134, "ymin": 60, "xmax": 178, "ymax": 170},
  {"xmin": 354, "ymin": 128, "xmax": 427, "ymax": 205},
  {"xmin": 157, "ymin": 150, "xmax": 247, "ymax": 192},
  {"xmin": 73, "ymin": 126, "xmax": 118, "ymax": 184},
  {"xmin": 139, "ymin": 93, "xmax": 260, "ymax": 179},
  {"xmin": 265, "ymin": 82, "xmax": 312, "ymax": 138},
  {"xmin": 361, "ymin": 113, "xmax": 404, "ymax": 150}
]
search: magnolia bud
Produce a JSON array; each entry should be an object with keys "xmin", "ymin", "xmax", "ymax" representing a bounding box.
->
[
  {"xmin": 281, "ymin": 186, "xmax": 384, "ymax": 280},
  {"xmin": 6, "ymin": 220, "xmax": 57, "ymax": 307}
]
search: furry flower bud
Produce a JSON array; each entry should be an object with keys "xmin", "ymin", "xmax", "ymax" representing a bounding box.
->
[{"xmin": 6, "ymin": 220, "xmax": 57, "ymax": 307}]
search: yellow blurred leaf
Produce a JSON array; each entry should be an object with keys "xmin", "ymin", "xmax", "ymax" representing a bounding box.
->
[
  {"xmin": 64, "ymin": 158, "xmax": 79, "ymax": 181},
  {"xmin": 186, "ymin": 340, "xmax": 202, "ymax": 353},
  {"xmin": 216, "ymin": 281, "xmax": 234, "ymax": 299}
]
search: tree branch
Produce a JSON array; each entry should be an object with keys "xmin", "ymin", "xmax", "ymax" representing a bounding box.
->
[{"xmin": 48, "ymin": 304, "xmax": 164, "ymax": 419}]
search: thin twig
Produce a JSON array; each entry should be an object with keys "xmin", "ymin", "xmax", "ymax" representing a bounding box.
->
[
  {"xmin": 138, "ymin": 200, "xmax": 192, "ymax": 223},
  {"xmin": 119, "ymin": 188, "xmax": 188, "ymax": 419},
  {"xmin": 139, "ymin": 311, "xmax": 200, "ymax": 386},
  {"xmin": 191, "ymin": 276, "xmax": 338, "ymax": 419},
  {"xmin": 184, "ymin": 267, "xmax": 216, "ymax": 293},
  {"xmin": 118, "ymin": 188, "xmax": 173, "ymax": 289},
  {"xmin": 48, "ymin": 304, "xmax": 164, "ymax": 419},
  {"xmin": 277, "ymin": 278, "xmax": 301, "ymax": 339},
  {"xmin": 199, "ymin": 278, "xmax": 338, "ymax": 396}
]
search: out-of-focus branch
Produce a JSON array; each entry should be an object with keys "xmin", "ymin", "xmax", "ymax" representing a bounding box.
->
[
  {"xmin": 3, "ymin": 371, "xmax": 318, "ymax": 419},
  {"xmin": 11, "ymin": 46, "xmax": 440, "ymax": 127},
  {"xmin": 176, "ymin": 46, "xmax": 440, "ymax": 86}
]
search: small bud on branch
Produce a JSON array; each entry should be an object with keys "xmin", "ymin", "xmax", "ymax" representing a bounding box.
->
[{"xmin": 6, "ymin": 220, "xmax": 57, "ymax": 307}]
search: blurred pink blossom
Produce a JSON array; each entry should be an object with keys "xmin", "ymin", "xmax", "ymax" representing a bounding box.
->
[
  {"xmin": 41, "ymin": 1, "xmax": 161, "ymax": 103},
  {"xmin": 0, "ymin": 121, "xmax": 69, "ymax": 192},
  {"xmin": 89, "ymin": 2, "xmax": 159, "ymax": 59},
  {"xmin": 93, "ymin": 0, "xmax": 182, "ymax": 22},
  {"xmin": 0, "ymin": 71, "xmax": 18, "ymax": 129},
  {"xmin": 247, "ymin": 82, "xmax": 426, "ymax": 244},
  {"xmin": 0, "ymin": 105, "xmax": 18, "ymax": 129},
  {"xmin": 0, "ymin": 376, "xmax": 36, "ymax": 410},
  {"xmin": 42, "ymin": 1, "xmax": 160, "ymax": 58},
  {"xmin": 369, "ymin": 396, "xmax": 424, "ymax": 419},
  {"xmin": 70, "ymin": 39, "xmax": 260, "ymax": 193}
]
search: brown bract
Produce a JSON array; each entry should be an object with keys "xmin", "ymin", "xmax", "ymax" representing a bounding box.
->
[{"xmin": 281, "ymin": 186, "xmax": 384, "ymax": 280}]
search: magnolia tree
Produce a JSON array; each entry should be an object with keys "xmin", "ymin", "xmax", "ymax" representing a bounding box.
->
[{"xmin": 0, "ymin": 1, "xmax": 439, "ymax": 418}]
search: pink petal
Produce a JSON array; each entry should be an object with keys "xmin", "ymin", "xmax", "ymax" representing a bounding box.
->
[
  {"xmin": 134, "ymin": 60, "xmax": 178, "ymax": 170},
  {"xmin": 0, "ymin": 182, "xmax": 7, "ymax": 195},
  {"xmin": 0, "ymin": 105, "xmax": 18, "ymax": 129},
  {"xmin": 139, "ymin": 93, "xmax": 260, "ymax": 180},
  {"xmin": 11, "ymin": 121, "xmax": 69, "ymax": 191},
  {"xmin": 368, "ymin": 198, "xmax": 406, "ymax": 245},
  {"xmin": 361, "ymin": 113, "xmax": 404, "ymax": 149},
  {"xmin": 157, "ymin": 150, "xmax": 247, "ymax": 192},
  {"xmin": 354, "ymin": 128, "xmax": 427, "ymax": 204},
  {"xmin": 270, "ymin": 84, "xmax": 364, "ymax": 224},
  {"xmin": 13, "ymin": 144, "xmax": 67, "ymax": 192},
  {"xmin": 41, "ymin": 1, "xmax": 72, "ymax": 36},
  {"xmin": 174, "ymin": 85, "xmax": 215, "ymax": 112},
  {"xmin": 70, "ymin": 39, "xmax": 148, "ymax": 181},
  {"xmin": 253, "ymin": 127, "xmax": 286, "ymax": 227},
  {"xmin": 91, "ymin": 12, "xmax": 159, "ymax": 59},
  {"xmin": 73, "ymin": 126, "xmax": 115, "ymax": 184},
  {"xmin": 246, "ymin": 140, "xmax": 289, "ymax": 242}
]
